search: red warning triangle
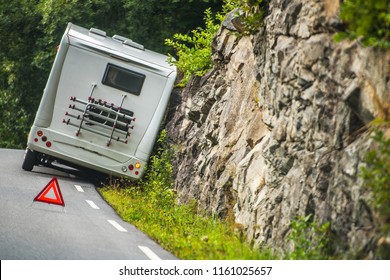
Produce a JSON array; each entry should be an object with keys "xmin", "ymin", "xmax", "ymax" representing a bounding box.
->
[{"xmin": 34, "ymin": 177, "xmax": 65, "ymax": 206}]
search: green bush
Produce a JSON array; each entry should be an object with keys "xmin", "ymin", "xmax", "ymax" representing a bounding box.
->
[
  {"xmin": 335, "ymin": 0, "xmax": 390, "ymax": 48},
  {"xmin": 226, "ymin": 0, "xmax": 270, "ymax": 34},
  {"xmin": 165, "ymin": 8, "xmax": 222, "ymax": 86},
  {"xmin": 164, "ymin": 0, "xmax": 270, "ymax": 86},
  {"xmin": 360, "ymin": 125, "xmax": 390, "ymax": 232},
  {"xmin": 286, "ymin": 214, "xmax": 331, "ymax": 260}
]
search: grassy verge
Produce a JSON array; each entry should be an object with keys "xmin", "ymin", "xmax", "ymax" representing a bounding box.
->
[
  {"xmin": 100, "ymin": 186, "xmax": 275, "ymax": 259},
  {"xmin": 99, "ymin": 130, "xmax": 274, "ymax": 259}
]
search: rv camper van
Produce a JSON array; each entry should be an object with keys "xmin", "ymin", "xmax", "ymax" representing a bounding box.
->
[{"xmin": 22, "ymin": 23, "xmax": 177, "ymax": 180}]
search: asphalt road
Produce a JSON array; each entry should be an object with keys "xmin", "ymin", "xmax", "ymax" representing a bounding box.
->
[{"xmin": 0, "ymin": 149, "xmax": 177, "ymax": 260}]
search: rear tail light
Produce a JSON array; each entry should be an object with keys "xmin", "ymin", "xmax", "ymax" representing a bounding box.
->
[
  {"xmin": 34, "ymin": 130, "xmax": 52, "ymax": 147},
  {"xmin": 128, "ymin": 163, "xmax": 141, "ymax": 176}
]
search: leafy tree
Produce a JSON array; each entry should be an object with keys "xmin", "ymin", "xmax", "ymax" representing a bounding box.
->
[
  {"xmin": 0, "ymin": 0, "xmax": 223, "ymax": 148},
  {"xmin": 122, "ymin": 0, "xmax": 223, "ymax": 52},
  {"xmin": 0, "ymin": 0, "xmax": 44, "ymax": 147},
  {"xmin": 335, "ymin": 0, "xmax": 390, "ymax": 48},
  {"xmin": 34, "ymin": 0, "xmax": 128, "ymax": 70},
  {"xmin": 0, "ymin": 90, "xmax": 29, "ymax": 148}
]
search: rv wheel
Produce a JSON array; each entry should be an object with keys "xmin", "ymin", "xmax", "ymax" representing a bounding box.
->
[{"xmin": 22, "ymin": 148, "xmax": 37, "ymax": 171}]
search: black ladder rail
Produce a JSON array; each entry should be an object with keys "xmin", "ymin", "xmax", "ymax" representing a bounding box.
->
[
  {"xmin": 66, "ymin": 112, "xmax": 130, "ymax": 137},
  {"xmin": 64, "ymin": 119, "xmax": 128, "ymax": 144},
  {"xmin": 75, "ymin": 83, "xmax": 97, "ymax": 136},
  {"xmin": 65, "ymin": 83, "xmax": 136, "ymax": 146},
  {"xmin": 71, "ymin": 96, "xmax": 135, "ymax": 122},
  {"xmin": 70, "ymin": 105, "xmax": 134, "ymax": 131},
  {"xmin": 106, "ymin": 94, "xmax": 127, "ymax": 147}
]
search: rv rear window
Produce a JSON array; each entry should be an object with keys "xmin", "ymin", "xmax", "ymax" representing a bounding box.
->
[{"xmin": 102, "ymin": 64, "xmax": 145, "ymax": 95}]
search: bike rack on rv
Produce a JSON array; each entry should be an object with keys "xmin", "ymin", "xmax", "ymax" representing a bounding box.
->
[{"xmin": 22, "ymin": 23, "xmax": 176, "ymax": 180}]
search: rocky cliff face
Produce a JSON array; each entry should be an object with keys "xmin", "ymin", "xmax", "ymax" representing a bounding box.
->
[{"xmin": 166, "ymin": 0, "xmax": 390, "ymax": 258}]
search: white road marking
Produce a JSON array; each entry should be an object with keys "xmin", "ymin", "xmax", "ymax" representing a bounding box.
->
[
  {"xmin": 86, "ymin": 200, "xmax": 100, "ymax": 209},
  {"xmin": 74, "ymin": 185, "xmax": 84, "ymax": 192},
  {"xmin": 138, "ymin": 246, "xmax": 161, "ymax": 260},
  {"xmin": 107, "ymin": 220, "xmax": 128, "ymax": 232}
]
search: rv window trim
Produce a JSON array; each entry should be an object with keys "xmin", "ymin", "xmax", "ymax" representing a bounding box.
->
[{"xmin": 102, "ymin": 63, "xmax": 145, "ymax": 96}]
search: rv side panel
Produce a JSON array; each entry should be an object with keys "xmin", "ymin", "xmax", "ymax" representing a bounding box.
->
[{"xmin": 33, "ymin": 27, "xmax": 71, "ymax": 128}]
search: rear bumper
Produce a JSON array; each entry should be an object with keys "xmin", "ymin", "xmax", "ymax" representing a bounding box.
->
[{"xmin": 27, "ymin": 126, "xmax": 146, "ymax": 179}]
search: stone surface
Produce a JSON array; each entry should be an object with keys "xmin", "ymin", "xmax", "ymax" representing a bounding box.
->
[{"xmin": 166, "ymin": 0, "xmax": 390, "ymax": 258}]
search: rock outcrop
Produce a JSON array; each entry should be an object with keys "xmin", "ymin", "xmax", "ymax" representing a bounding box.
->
[{"xmin": 166, "ymin": 0, "xmax": 390, "ymax": 258}]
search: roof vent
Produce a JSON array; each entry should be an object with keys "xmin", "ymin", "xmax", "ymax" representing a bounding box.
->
[
  {"xmin": 89, "ymin": 28, "xmax": 106, "ymax": 37},
  {"xmin": 123, "ymin": 39, "xmax": 145, "ymax": 51},
  {"xmin": 112, "ymin": 34, "xmax": 129, "ymax": 42}
]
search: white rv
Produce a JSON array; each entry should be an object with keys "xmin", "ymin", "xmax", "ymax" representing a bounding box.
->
[{"xmin": 22, "ymin": 23, "xmax": 176, "ymax": 180}]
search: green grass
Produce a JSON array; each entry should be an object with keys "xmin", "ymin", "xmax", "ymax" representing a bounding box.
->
[{"xmin": 100, "ymin": 186, "xmax": 274, "ymax": 259}]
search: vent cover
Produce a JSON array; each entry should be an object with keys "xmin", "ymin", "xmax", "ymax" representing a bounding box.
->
[{"xmin": 89, "ymin": 28, "xmax": 106, "ymax": 37}]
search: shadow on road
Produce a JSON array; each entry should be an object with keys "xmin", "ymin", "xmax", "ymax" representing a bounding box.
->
[{"xmin": 31, "ymin": 163, "xmax": 110, "ymax": 187}]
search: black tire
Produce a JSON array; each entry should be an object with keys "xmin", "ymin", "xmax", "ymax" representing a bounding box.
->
[{"xmin": 22, "ymin": 148, "xmax": 37, "ymax": 171}]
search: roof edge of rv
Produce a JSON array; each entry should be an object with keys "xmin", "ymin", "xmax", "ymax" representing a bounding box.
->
[
  {"xmin": 66, "ymin": 22, "xmax": 73, "ymax": 33},
  {"xmin": 65, "ymin": 22, "xmax": 176, "ymax": 74}
]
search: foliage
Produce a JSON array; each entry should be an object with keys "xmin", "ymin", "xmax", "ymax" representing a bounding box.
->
[
  {"xmin": 123, "ymin": 0, "xmax": 223, "ymax": 53},
  {"xmin": 0, "ymin": 90, "xmax": 29, "ymax": 148},
  {"xmin": 0, "ymin": 0, "xmax": 223, "ymax": 148},
  {"xmin": 226, "ymin": 0, "xmax": 270, "ymax": 34},
  {"xmin": 140, "ymin": 130, "xmax": 175, "ymax": 202},
  {"xmin": 360, "ymin": 125, "xmax": 390, "ymax": 233},
  {"xmin": 286, "ymin": 214, "xmax": 331, "ymax": 260},
  {"xmin": 334, "ymin": 0, "xmax": 390, "ymax": 48},
  {"xmin": 34, "ymin": 0, "xmax": 123, "ymax": 71},
  {"xmin": 165, "ymin": 8, "xmax": 222, "ymax": 86},
  {"xmin": 100, "ymin": 130, "xmax": 275, "ymax": 259},
  {"xmin": 0, "ymin": 0, "xmax": 46, "ymax": 148},
  {"xmin": 164, "ymin": 0, "xmax": 270, "ymax": 86}
]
